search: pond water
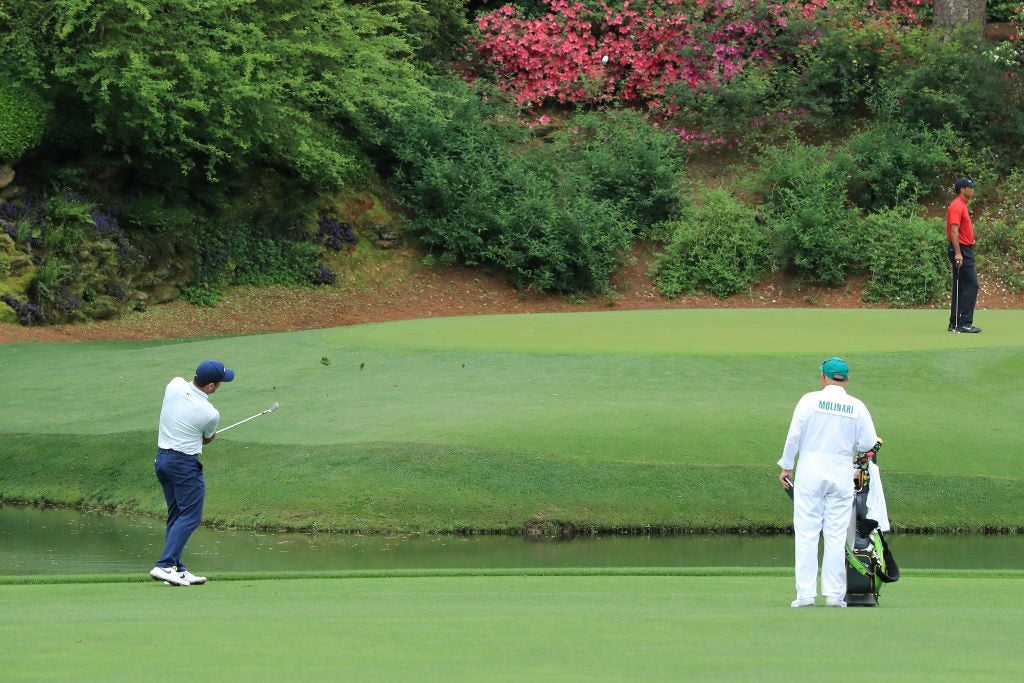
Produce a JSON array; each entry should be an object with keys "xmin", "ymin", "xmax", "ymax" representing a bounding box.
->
[{"xmin": 1, "ymin": 504, "xmax": 1021, "ymax": 575}]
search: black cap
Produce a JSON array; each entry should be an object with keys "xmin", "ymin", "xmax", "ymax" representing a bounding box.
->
[{"xmin": 954, "ymin": 178, "xmax": 976, "ymax": 192}]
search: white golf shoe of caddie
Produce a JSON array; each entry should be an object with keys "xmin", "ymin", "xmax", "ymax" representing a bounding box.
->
[
  {"xmin": 790, "ymin": 597, "xmax": 815, "ymax": 608},
  {"xmin": 825, "ymin": 597, "xmax": 847, "ymax": 608},
  {"xmin": 179, "ymin": 570, "xmax": 207, "ymax": 585},
  {"xmin": 150, "ymin": 565, "xmax": 190, "ymax": 586}
]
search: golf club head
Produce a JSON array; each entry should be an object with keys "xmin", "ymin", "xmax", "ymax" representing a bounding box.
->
[{"xmin": 267, "ymin": 401, "xmax": 279, "ymax": 413}]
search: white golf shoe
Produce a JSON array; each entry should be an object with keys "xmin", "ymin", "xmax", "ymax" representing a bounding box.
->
[
  {"xmin": 790, "ymin": 597, "xmax": 815, "ymax": 608},
  {"xmin": 179, "ymin": 570, "xmax": 207, "ymax": 585},
  {"xmin": 825, "ymin": 597, "xmax": 847, "ymax": 608},
  {"xmin": 150, "ymin": 566, "xmax": 190, "ymax": 586}
]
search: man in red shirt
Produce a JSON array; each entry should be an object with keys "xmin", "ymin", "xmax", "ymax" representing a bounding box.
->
[{"xmin": 946, "ymin": 177, "xmax": 980, "ymax": 333}]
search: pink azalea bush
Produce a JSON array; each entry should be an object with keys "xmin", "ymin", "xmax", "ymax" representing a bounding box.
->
[
  {"xmin": 474, "ymin": 0, "xmax": 931, "ymax": 117},
  {"xmin": 475, "ymin": 0, "xmax": 825, "ymax": 115}
]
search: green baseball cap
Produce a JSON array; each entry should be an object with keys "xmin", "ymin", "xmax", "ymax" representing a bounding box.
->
[{"xmin": 820, "ymin": 356, "xmax": 849, "ymax": 381}]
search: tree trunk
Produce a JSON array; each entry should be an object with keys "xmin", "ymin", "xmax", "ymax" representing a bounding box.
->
[{"xmin": 933, "ymin": 0, "xmax": 987, "ymax": 30}]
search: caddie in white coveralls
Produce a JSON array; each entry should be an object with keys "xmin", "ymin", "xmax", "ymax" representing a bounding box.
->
[{"xmin": 778, "ymin": 357, "xmax": 878, "ymax": 608}]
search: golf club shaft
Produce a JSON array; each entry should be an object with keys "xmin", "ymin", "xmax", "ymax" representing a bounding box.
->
[
  {"xmin": 953, "ymin": 260, "xmax": 961, "ymax": 331},
  {"xmin": 218, "ymin": 408, "xmax": 271, "ymax": 433}
]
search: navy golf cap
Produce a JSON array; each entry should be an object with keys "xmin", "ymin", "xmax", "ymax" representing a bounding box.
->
[
  {"xmin": 195, "ymin": 360, "xmax": 235, "ymax": 385},
  {"xmin": 954, "ymin": 177, "xmax": 976, "ymax": 192}
]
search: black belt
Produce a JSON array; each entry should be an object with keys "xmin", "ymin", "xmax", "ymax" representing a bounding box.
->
[{"xmin": 157, "ymin": 447, "xmax": 198, "ymax": 457}]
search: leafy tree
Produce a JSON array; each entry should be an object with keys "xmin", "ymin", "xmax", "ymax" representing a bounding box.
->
[{"xmin": 0, "ymin": 0, "xmax": 438, "ymax": 189}]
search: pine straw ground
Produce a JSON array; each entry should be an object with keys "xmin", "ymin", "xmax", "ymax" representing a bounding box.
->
[{"xmin": 1, "ymin": 244, "xmax": 1021, "ymax": 344}]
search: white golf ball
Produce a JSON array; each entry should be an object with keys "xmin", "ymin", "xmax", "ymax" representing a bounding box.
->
[{"xmin": 601, "ymin": 55, "xmax": 609, "ymax": 65}]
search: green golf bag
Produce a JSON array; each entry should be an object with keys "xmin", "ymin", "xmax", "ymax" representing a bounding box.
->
[{"xmin": 845, "ymin": 441, "xmax": 900, "ymax": 607}]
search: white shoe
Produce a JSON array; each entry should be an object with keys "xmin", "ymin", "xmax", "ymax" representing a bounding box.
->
[
  {"xmin": 150, "ymin": 565, "xmax": 190, "ymax": 586},
  {"xmin": 825, "ymin": 597, "xmax": 847, "ymax": 608},
  {"xmin": 179, "ymin": 570, "xmax": 206, "ymax": 585},
  {"xmin": 790, "ymin": 598, "xmax": 815, "ymax": 608}
]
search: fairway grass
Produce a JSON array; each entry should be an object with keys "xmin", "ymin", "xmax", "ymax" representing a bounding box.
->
[
  {"xmin": 3, "ymin": 309, "xmax": 1024, "ymax": 533},
  {"xmin": 2, "ymin": 572, "xmax": 1023, "ymax": 682}
]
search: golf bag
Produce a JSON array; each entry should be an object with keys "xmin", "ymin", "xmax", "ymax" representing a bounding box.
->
[{"xmin": 845, "ymin": 441, "xmax": 900, "ymax": 607}]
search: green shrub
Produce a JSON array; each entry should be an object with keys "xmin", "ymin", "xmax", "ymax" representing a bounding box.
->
[
  {"xmin": 179, "ymin": 281, "xmax": 222, "ymax": 307},
  {"xmin": 749, "ymin": 141, "xmax": 859, "ymax": 286},
  {"xmin": 651, "ymin": 189, "xmax": 774, "ymax": 299},
  {"xmin": 988, "ymin": 0, "xmax": 1021, "ymax": 21},
  {"xmin": 387, "ymin": 80, "xmax": 636, "ymax": 294},
  {"xmin": 181, "ymin": 219, "xmax": 321, "ymax": 306},
  {"xmin": 28, "ymin": 257, "xmax": 71, "ymax": 317},
  {"xmin": 861, "ymin": 209, "xmax": 948, "ymax": 307},
  {"xmin": 669, "ymin": 65, "xmax": 800, "ymax": 152},
  {"xmin": 385, "ymin": 79, "xmax": 525, "ymax": 260},
  {"xmin": 0, "ymin": 81, "xmax": 47, "ymax": 160},
  {"xmin": 988, "ymin": 168, "xmax": 1024, "ymax": 227},
  {"xmin": 546, "ymin": 109, "xmax": 683, "ymax": 230},
  {"xmin": 398, "ymin": 0, "xmax": 470, "ymax": 62},
  {"xmin": 486, "ymin": 187, "xmax": 634, "ymax": 294},
  {"xmin": 875, "ymin": 27, "xmax": 1024, "ymax": 170},
  {"xmin": 231, "ymin": 237, "xmax": 321, "ymax": 287},
  {"xmin": 40, "ymin": 194, "xmax": 92, "ymax": 256},
  {"xmin": 792, "ymin": 19, "xmax": 918, "ymax": 123},
  {"xmin": 843, "ymin": 122, "xmax": 969, "ymax": 212},
  {"xmin": 977, "ymin": 216, "xmax": 1024, "ymax": 293}
]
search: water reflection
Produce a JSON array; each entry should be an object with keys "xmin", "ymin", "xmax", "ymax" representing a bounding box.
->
[{"xmin": 1, "ymin": 504, "xmax": 1020, "ymax": 575}]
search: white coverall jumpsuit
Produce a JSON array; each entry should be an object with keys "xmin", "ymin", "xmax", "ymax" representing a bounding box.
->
[{"xmin": 778, "ymin": 384, "xmax": 878, "ymax": 602}]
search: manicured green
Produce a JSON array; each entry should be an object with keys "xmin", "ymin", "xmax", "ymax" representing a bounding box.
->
[
  {"xmin": 2, "ymin": 309, "xmax": 1023, "ymax": 532},
  {"xmin": 2, "ymin": 571, "xmax": 1023, "ymax": 682}
]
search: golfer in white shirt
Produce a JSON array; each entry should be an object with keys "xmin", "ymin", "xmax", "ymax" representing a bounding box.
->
[
  {"xmin": 778, "ymin": 357, "xmax": 878, "ymax": 608},
  {"xmin": 149, "ymin": 360, "xmax": 234, "ymax": 587}
]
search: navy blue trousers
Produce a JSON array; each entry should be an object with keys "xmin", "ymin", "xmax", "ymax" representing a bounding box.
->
[
  {"xmin": 948, "ymin": 244, "xmax": 978, "ymax": 328},
  {"xmin": 154, "ymin": 449, "xmax": 205, "ymax": 571}
]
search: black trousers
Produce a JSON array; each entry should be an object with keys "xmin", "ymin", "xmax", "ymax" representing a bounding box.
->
[{"xmin": 948, "ymin": 243, "xmax": 978, "ymax": 328}]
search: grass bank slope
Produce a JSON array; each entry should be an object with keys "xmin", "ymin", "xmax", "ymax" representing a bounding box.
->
[{"xmin": 3, "ymin": 309, "xmax": 1023, "ymax": 532}]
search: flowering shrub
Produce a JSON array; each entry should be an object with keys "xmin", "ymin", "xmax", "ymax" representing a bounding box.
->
[
  {"xmin": 317, "ymin": 216, "xmax": 357, "ymax": 251},
  {"xmin": 473, "ymin": 0, "xmax": 939, "ymax": 149},
  {"xmin": 1, "ymin": 293, "xmax": 44, "ymax": 325},
  {"xmin": 475, "ymin": 0, "xmax": 824, "ymax": 116},
  {"xmin": 0, "ymin": 195, "xmax": 157, "ymax": 323},
  {"xmin": 987, "ymin": 2, "xmax": 1024, "ymax": 68},
  {"xmin": 311, "ymin": 265, "xmax": 337, "ymax": 285},
  {"xmin": 867, "ymin": 0, "xmax": 930, "ymax": 24}
]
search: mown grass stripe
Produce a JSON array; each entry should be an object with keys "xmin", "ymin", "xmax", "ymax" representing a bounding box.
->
[{"xmin": 4, "ymin": 566, "xmax": 1024, "ymax": 586}]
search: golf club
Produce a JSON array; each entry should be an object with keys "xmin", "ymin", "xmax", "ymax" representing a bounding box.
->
[
  {"xmin": 953, "ymin": 261, "xmax": 961, "ymax": 332},
  {"xmin": 217, "ymin": 401, "xmax": 279, "ymax": 434}
]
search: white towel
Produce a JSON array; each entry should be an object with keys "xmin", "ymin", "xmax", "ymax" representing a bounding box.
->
[{"xmin": 866, "ymin": 461, "xmax": 890, "ymax": 532}]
